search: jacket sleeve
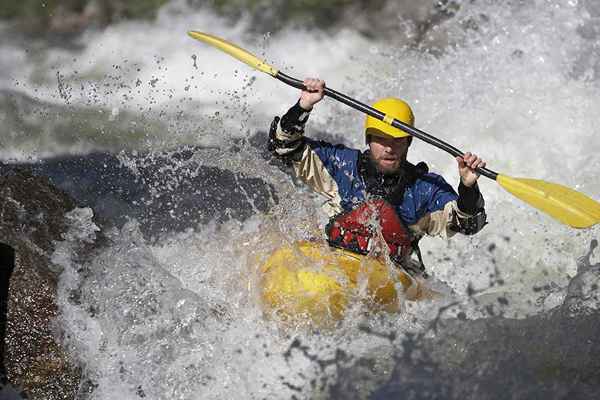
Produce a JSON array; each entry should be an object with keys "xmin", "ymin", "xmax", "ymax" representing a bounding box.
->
[
  {"xmin": 408, "ymin": 175, "xmax": 486, "ymax": 238},
  {"xmin": 268, "ymin": 100, "xmax": 311, "ymax": 160},
  {"xmin": 457, "ymin": 182, "xmax": 484, "ymax": 213},
  {"xmin": 450, "ymin": 181, "xmax": 486, "ymax": 235},
  {"xmin": 268, "ymin": 101, "xmax": 358, "ymax": 216}
]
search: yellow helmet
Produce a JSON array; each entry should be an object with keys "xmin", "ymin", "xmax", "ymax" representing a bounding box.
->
[{"xmin": 365, "ymin": 98, "xmax": 414, "ymax": 140}]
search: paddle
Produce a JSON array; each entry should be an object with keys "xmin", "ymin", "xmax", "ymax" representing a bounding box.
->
[{"xmin": 187, "ymin": 31, "xmax": 600, "ymax": 229}]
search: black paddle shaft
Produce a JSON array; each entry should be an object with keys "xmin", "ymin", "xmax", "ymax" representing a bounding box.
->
[{"xmin": 275, "ymin": 72, "xmax": 499, "ymax": 181}]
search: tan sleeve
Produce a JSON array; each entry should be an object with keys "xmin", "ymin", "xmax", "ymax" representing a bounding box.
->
[
  {"xmin": 292, "ymin": 146, "xmax": 343, "ymax": 216},
  {"xmin": 408, "ymin": 200, "xmax": 474, "ymax": 239}
]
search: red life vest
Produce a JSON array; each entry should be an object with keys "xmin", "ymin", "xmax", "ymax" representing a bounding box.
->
[{"xmin": 326, "ymin": 200, "xmax": 413, "ymax": 259}]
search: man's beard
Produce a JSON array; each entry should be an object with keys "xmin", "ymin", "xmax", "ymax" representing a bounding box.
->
[{"xmin": 370, "ymin": 154, "xmax": 404, "ymax": 176}]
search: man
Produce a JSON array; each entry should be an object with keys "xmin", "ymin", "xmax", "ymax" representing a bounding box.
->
[{"xmin": 268, "ymin": 78, "xmax": 487, "ymax": 276}]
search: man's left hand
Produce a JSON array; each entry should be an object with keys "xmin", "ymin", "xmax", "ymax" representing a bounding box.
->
[{"xmin": 456, "ymin": 152, "xmax": 486, "ymax": 187}]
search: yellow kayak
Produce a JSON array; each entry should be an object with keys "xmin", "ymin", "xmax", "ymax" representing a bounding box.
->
[{"xmin": 259, "ymin": 241, "xmax": 427, "ymax": 326}]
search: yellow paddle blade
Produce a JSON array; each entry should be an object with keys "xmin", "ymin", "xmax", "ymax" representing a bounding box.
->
[
  {"xmin": 497, "ymin": 174, "xmax": 600, "ymax": 228},
  {"xmin": 188, "ymin": 31, "xmax": 279, "ymax": 77}
]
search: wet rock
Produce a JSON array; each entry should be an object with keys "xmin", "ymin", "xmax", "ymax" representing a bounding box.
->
[
  {"xmin": 21, "ymin": 149, "xmax": 277, "ymax": 238},
  {"xmin": 0, "ymin": 165, "xmax": 82, "ymax": 399}
]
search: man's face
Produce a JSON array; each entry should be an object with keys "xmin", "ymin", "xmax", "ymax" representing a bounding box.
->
[{"xmin": 368, "ymin": 134, "xmax": 412, "ymax": 175}]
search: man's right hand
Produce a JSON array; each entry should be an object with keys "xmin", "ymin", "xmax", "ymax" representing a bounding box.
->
[{"xmin": 299, "ymin": 78, "xmax": 325, "ymax": 111}]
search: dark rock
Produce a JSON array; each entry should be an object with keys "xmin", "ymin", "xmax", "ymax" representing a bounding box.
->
[
  {"xmin": 0, "ymin": 166, "xmax": 82, "ymax": 400},
  {"xmin": 21, "ymin": 149, "xmax": 278, "ymax": 238},
  {"xmin": 0, "ymin": 243, "xmax": 15, "ymax": 377}
]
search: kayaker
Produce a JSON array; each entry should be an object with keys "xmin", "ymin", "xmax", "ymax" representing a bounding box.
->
[{"xmin": 268, "ymin": 78, "xmax": 487, "ymax": 276}]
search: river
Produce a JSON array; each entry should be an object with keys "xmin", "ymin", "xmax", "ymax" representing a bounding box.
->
[{"xmin": 1, "ymin": 0, "xmax": 599, "ymax": 398}]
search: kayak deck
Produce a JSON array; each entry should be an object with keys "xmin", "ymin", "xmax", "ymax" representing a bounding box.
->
[{"xmin": 259, "ymin": 241, "xmax": 424, "ymax": 326}]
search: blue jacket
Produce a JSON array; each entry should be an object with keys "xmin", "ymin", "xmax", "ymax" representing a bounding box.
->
[{"xmin": 304, "ymin": 138, "xmax": 459, "ymax": 226}]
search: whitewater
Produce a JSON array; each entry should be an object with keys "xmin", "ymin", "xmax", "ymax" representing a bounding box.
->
[{"xmin": 1, "ymin": 0, "xmax": 600, "ymax": 398}]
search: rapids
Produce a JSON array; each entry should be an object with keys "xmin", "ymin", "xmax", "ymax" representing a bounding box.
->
[{"xmin": 1, "ymin": 0, "xmax": 599, "ymax": 398}]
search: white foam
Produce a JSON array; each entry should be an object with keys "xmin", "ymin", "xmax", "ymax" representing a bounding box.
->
[{"xmin": 38, "ymin": 0, "xmax": 600, "ymax": 398}]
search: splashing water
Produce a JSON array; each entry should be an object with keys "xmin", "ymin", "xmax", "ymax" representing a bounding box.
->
[{"xmin": 2, "ymin": 0, "xmax": 600, "ymax": 398}]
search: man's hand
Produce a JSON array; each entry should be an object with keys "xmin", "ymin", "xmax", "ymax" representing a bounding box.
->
[
  {"xmin": 299, "ymin": 78, "xmax": 325, "ymax": 110},
  {"xmin": 456, "ymin": 152, "xmax": 486, "ymax": 187}
]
